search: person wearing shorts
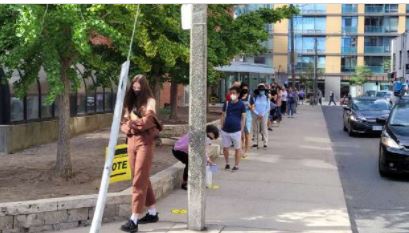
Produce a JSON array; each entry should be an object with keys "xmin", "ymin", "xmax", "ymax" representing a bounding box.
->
[{"xmin": 221, "ymin": 86, "xmax": 246, "ymax": 171}]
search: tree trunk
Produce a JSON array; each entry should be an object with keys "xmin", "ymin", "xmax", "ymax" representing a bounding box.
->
[
  {"xmin": 55, "ymin": 60, "xmax": 73, "ymax": 179},
  {"xmin": 153, "ymin": 76, "xmax": 161, "ymax": 114},
  {"xmin": 169, "ymin": 78, "xmax": 178, "ymax": 120}
]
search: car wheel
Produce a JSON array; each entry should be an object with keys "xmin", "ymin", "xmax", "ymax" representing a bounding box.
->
[
  {"xmin": 348, "ymin": 121, "xmax": 355, "ymax": 137},
  {"xmin": 378, "ymin": 147, "xmax": 389, "ymax": 177}
]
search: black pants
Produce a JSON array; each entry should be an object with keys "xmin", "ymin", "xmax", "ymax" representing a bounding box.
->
[
  {"xmin": 281, "ymin": 101, "xmax": 287, "ymax": 114},
  {"xmin": 172, "ymin": 149, "xmax": 188, "ymax": 182},
  {"xmin": 329, "ymin": 98, "xmax": 336, "ymax": 105}
]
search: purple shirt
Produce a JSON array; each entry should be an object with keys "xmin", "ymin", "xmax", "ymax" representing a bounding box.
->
[{"xmin": 174, "ymin": 134, "xmax": 212, "ymax": 154}]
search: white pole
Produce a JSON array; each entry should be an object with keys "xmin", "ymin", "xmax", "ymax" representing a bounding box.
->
[{"xmin": 89, "ymin": 61, "xmax": 130, "ymax": 233}]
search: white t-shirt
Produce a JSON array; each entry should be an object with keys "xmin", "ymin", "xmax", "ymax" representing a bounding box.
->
[{"xmin": 282, "ymin": 90, "xmax": 288, "ymax": 102}]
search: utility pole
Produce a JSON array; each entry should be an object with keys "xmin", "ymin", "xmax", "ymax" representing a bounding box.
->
[
  {"xmin": 313, "ymin": 36, "xmax": 318, "ymax": 105},
  {"xmin": 188, "ymin": 4, "xmax": 207, "ymax": 231},
  {"xmin": 289, "ymin": 4, "xmax": 296, "ymax": 88}
]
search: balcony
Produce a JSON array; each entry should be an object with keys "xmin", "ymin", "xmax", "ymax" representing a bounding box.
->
[
  {"xmin": 364, "ymin": 46, "xmax": 390, "ymax": 54},
  {"xmin": 365, "ymin": 5, "xmax": 385, "ymax": 13},
  {"xmin": 342, "ymin": 47, "xmax": 357, "ymax": 54},
  {"xmin": 367, "ymin": 66, "xmax": 385, "ymax": 73},
  {"xmin": 342, "ymin": 5, "xmax": 358, "ymax": 14},
  {"xmin": 365, "ymin": 26, "xmax": 384, "ymax": 33},
  {"xmin": 343, "ymin": 26, "xmax": 357, "ymax": 33},
  {"xmin": 341, "ymin": 66, "xmax": 356, "ymax": 73}
]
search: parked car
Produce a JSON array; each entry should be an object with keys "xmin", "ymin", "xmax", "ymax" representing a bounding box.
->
[
  {"xmin": 343, "ymin": 97, "xmax": 391, "ymax": 136},
  {"xmin": 378, "ymin": 97, "xmax": 409, "ymax": 177},
  {"xmin": 364, "ymin": 90, "xmax": 377, "ymax": 97},
  {"xmin": 376, "ymin": 91, "xmax": 393, "ymax": 104}
]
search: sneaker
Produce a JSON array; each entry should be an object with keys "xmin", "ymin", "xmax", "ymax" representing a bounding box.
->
[
  {"xmin": 252, "ymin": 144, "xmax": 258, "ymax": 148},
  {"xmin": 263, "ymin": 145, "xmax": 268, "ymax": 148},
  {"xmin": 232, "ymin": 166, "xmax": 239, "ymax": 171},
  {"xmin": 225, "ymin": 164, "xmax": 231, "ymax": 170},
  {"xmin": 121, "ymin": 220, "xmax": 138, "ymax": 232},
  {"xmin": 138, "ymin": 213, "xmax": 159, "ymax": 224},
  {"xmin": 181, "ymin": 183, "xmax": 187, "ymax": 190},
  {"xmin": 268, "ymin": 128, "xmax": 273, "ymax": 131}
]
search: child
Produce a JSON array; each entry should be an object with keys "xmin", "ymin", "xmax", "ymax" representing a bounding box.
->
[{"xmin": 172, "ymin": 124, "xmax": 220, "ymax": 190}]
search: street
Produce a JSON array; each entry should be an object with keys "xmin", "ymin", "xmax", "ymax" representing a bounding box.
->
[{"xmin": 323, "ymin": 106, "xmax": 409, "ymax": 233}]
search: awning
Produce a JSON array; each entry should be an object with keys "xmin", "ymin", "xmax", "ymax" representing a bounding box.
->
[{"xmin": 215, "ymin": 62, "xmax": 275, "ymax": 75}]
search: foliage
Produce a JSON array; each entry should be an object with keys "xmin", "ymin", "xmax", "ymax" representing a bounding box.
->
[{"xmin": 350, "ymin": 65, "xmax": 372, "ymax": 86}]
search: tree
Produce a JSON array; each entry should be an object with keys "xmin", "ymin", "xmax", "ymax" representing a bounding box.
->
[
  {"xmin": 350, "ymin": 65, "xmax": 372, "ymax": 86},
  {"xmin": 0, "ymin": 5, "xmax": 135, "ymax": 179}
]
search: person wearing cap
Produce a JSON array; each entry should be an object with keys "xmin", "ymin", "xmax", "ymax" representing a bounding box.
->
[{"xmin": 250, "ymin": 84, "xmax": 270, "ymax": 148}]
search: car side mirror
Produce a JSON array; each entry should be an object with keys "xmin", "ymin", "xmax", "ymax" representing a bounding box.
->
[
  {"xmin": 343, "ymin": 106, "xmax": 351, "ymax": 111},
  {"xmin": 376, "ymin": 118, "xmax": 387, "ymax": 125}
]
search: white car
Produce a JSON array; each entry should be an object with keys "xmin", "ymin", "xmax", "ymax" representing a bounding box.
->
[{"xmin": 376, "ymin": 91, "xmax": 393, "ymax": 104}]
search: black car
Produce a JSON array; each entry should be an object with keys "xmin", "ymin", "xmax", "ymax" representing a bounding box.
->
[
  {"xmin": 343, "ymin": 97, "xmax": 391, "ymax": 136},
  {"xmin": 378, "ymin": 98, "xmax": 409, "ymax": 177}
]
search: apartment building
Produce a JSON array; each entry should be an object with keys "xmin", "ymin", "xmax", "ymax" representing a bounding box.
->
[
  {"xmin": 273, "ymin": 4, "xmax": 409, "ymax": 99},
  {"xmin": 391, "ymin": 32, "xmax": 409, "ymax": 81}
]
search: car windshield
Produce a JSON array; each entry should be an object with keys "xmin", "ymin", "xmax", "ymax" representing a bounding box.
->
[
  {"xmin": 389, "ymin": 103, "xmax": 409, "ymax": 126},
  {"xmin": 352, "ymin": 99, "xmax": 390, "ymax": 111},
  {"xmin": 376, "ymin": 92, "xmax": 391, "ymax": 98}
]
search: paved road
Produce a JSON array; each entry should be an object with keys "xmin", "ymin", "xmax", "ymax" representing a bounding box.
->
[{"xmin": 322, "ymin": 106, "xmax": 409, "ymax": 233}]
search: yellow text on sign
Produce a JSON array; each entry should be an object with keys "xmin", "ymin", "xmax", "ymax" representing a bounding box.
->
[{"xmin": 106, "ymin": 144, "xmax": 132, "ymax": 184}]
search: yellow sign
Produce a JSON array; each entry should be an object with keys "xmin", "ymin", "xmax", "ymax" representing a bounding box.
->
[
  {"xmin": 171, "ymin": 209, "xmax": 187, "ymax": 215},
  {"xmin": 106, "ymin": 144, "xmax": 132, "ymax": 184},
  {"xmin": 208, "ymin": 184, "xmax": 220, "ymax": 190}
]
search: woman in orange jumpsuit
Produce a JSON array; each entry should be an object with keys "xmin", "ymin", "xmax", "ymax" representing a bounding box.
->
[{"xmin": 120, "ymin": 75, "xmax": 162, "ymax": 233}]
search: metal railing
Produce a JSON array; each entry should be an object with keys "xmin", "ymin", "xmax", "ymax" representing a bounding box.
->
[
  {"xmin": 342, "ymin": 47, "xmax": 357, "ymax": 54},
  {"xmin": 367, "ymin": 66, "xmax": 385, "ymax": 73},
  {"xmin": 364, "ymin": 46, "xmax": 390, "ymax": 53},
  {"xmin": 342, "ymin": 5, "xmax": 358, "ymax": 13},
  {"xmin": 343, "ymin": 26, "xmax": 357, "ymax": 33}
]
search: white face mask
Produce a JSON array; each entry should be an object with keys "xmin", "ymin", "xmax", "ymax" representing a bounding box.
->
[{"xmin": 230, "ymin": 94, "xmax": 238, "ymax": 101}]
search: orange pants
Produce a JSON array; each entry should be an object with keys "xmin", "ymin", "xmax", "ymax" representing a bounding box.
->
[{"xmin": 128, "ymin": 136, "xmax": 156, "ymax": 214}]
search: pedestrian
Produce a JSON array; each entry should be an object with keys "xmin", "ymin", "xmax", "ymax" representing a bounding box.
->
[
  {"xmin": 221, "ymin": 86, "xmax": 246, "ymax": 171},
  {"xmin": 251, "ymin": 84, "xmax": 270, "ymax": 148},
  {"xmin": 281, "ymin": 87, "xmax": 288, "ymax": 115},
  {"xmin": 299, "ymin": 89, "xmax": 305, "ymax": 105},
  {"xmin": 120, "ymin": 75, "xmax": 163, "ymax": 233},
  {"xmin": 328, "ymin": 90, "xmax": 336, "ymax": 106},
  {"xmin": 225, "ymin": 80, "xmax": 241, "ymax": 102},
  {"xmin": 239, "ymin": 83, "xmax": 253, "ymax": 158},
  {"xmin": 268, "ymin": 89, "xmax": 278, "ymax": 130},
  {"xmin": 287, "ymin": 87, "xmax": 296, "ymax": 118},
  {"xmin": 276, "ymin": 86, "xmax": 283, "ymax": 123},
  {"xmin": 172, "ymin": 124, "xmax": 219, "ymax": 190},
  {"xmin": 317, "ymin": 89, "xmax": 323, "ymax": 105}
]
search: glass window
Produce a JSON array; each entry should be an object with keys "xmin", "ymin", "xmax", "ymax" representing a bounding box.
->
[
  {"xmin": 407, "ymin": 4, "xmax": 409, "ymax": 13},
  {"xmin": 342, "ymin": 4, "xmax": 357, "ymax": 13},
  {"xmin": 104, "ymin": 89, "xmax": 113, "ymax": 112},
  {"xmin": 9, "ymin": 71, "xmax": 24, "ymax": 122},
  {"xmin": 38, "ymin": 67, "xmax": 53, "ymax": 119},
  {"xmin": 295, "ymin": 16, "xmax": 327, "ymax": 33},
  {"xmin": 254, "ymin": 56, "xmax": 266, "ymax": 64},
  {"xmin": 384, "ymin": 17, "xmax": 398, "ymax": 33},
  {"xmin": 406, "ymin": 17, "xmax": 409, "ymax": 32},
  {"xmin": 365, "ymin": 4, "xmax": 384, "ymax": 13},
  {"xmin": 296, "ymin": 4, "xmax": 326, "ymax": 13},
  {"xmin": 341, "ymin": 56, "xmax": 357, "ymax": 72},
  {"xmin": 314, "ymin": 17, "xmax": 326, "ymax": 32},
  {"xmin": 342, "ymin": 17, "xmax": 358, "ymax": 33},
  {"xmin": 385, "ymin": 4, "xmax": 398, "ymax": 13},
  {"xmin": 26, "ymin": 80, "xmax": 39, "ymax": 120},
  {"xmin": 342, "ymin": 36, "xmax": 357, "ymax": 53},
  {"xmin": 85, "ymin": 76, "xmax": 96, "ymax": 114}
]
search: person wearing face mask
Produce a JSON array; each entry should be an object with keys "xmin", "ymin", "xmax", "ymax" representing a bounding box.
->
[
  {"xmin": 250, "ymin": 84, "xmax": 270, "ymax": 148},
  {"xmin": 172, "ymin": 124, "xmax": 219, "ymax": 190},
  {"xmin": 239, "ymin": 83, "xmax": 253, "ymax": 158},
  {"xmin": 120, "ymin": 75, "xmax": 163, "ymax": 233},
  {"xmin": 221, "ymin": 86, "xmax": 246, "ymax": 171}
]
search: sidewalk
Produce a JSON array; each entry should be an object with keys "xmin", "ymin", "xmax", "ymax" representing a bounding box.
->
[{"xmin": 55, "ymin": 105, "xmax": 352, "ymax": 233}]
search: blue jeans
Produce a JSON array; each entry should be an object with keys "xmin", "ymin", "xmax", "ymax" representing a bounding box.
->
[{"xmin": 288, "ymin": 102, "xmax": 295, "ymax": 116}]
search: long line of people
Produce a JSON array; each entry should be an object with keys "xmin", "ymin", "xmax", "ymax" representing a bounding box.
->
[{"xmin": 221, "ymin": 81, "xmax": 304, "ymax": 171}]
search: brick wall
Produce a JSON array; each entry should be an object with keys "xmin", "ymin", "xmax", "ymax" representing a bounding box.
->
[{"xmin": 159, "ymin": 82, "xmax": 185, "ymax": 108}]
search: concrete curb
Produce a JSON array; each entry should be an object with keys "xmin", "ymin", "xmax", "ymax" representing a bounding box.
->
[{"xmin": 0, "ymin": 162, "xmax": 185, "ymax": 233}]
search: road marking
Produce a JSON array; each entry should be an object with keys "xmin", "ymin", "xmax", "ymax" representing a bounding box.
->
[{"xmin": 171, "ymin": 209, "xmax": 187, "ymax": 214}]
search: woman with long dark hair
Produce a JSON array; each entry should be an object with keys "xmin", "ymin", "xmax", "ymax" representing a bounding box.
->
[
  {"xmin": 120, "ymin": 75, "xmax": 162, "ymax": 233},
  {"xmin": 239, "ymin": 83, "xmax": 253, "ymax": 157}
]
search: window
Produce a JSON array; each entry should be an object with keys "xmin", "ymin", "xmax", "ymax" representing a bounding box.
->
[
  {"xmin": 296, "ymin": 56, "xmax": 326, "ymax": 71},
  {"xmin": 254, "ymin": 56, "xmax": 266, "ymax": 64},
  {"xmin": 365, "ymin": 56, "xmax": 388, "ymax": 73},
  {"xmin": 365, "ymin": 4, "xmax": 384, "ymax": 13},
  {"xmin": 342, "ymin": 4, "xmax": 358, "ymax": 13},
  {"xmin": 294, "ymin": 36, "xmax": 325, "ymax": 53},
  {"xmin": 407, "ymin": 4, "xmax": 409, "ymax": 13},
  {"xmin": 342, "ymin": 36, "xmax": 357, "ymax": 53},
  {"xmin": 341, "ymin": 56, "xmax": 357, "ymax": 72},
  {"xmin": 9, "ymin": 71, "xmax": 23, "ymax": 122},
  {"xmin": 296, "ymin": 4, "xmax": 326, "ymax": 14},
  {"xmin": 364, "ymin": 37, "xmax": 392, "ymax": 53},
  {"xmin": 385, "ymin": 4, "xmax": 398, "ymax": 13},
  {"xmin": 384, "ymin": 17, "xmax": 398, "ymax": 33},
  {"xmin": 399, "ymin": 50, "xmax": 402, "ymax": 69},
  {"xmin": 104, "ymin": 89, "xmax": 113, "ymax": 112},
  {"xmin": 406, "ymin": 17, "xmax": 409, "ymax": 32},
  {"xmin": 342, "ymin": 17, "xmax": 358, "ymax": 33},
  {"xmin": 293, "ymin": 16, "xmax": 326, "ymax": 33}
]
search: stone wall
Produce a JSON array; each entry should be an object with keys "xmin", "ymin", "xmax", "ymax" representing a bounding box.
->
[
  {"xmin": 0, "ymin": 163, "xmax": 184, "ymax": 233},
  {"xmin": 0, "ymin": 113, "xmax": 113, "ymax": 154}
]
